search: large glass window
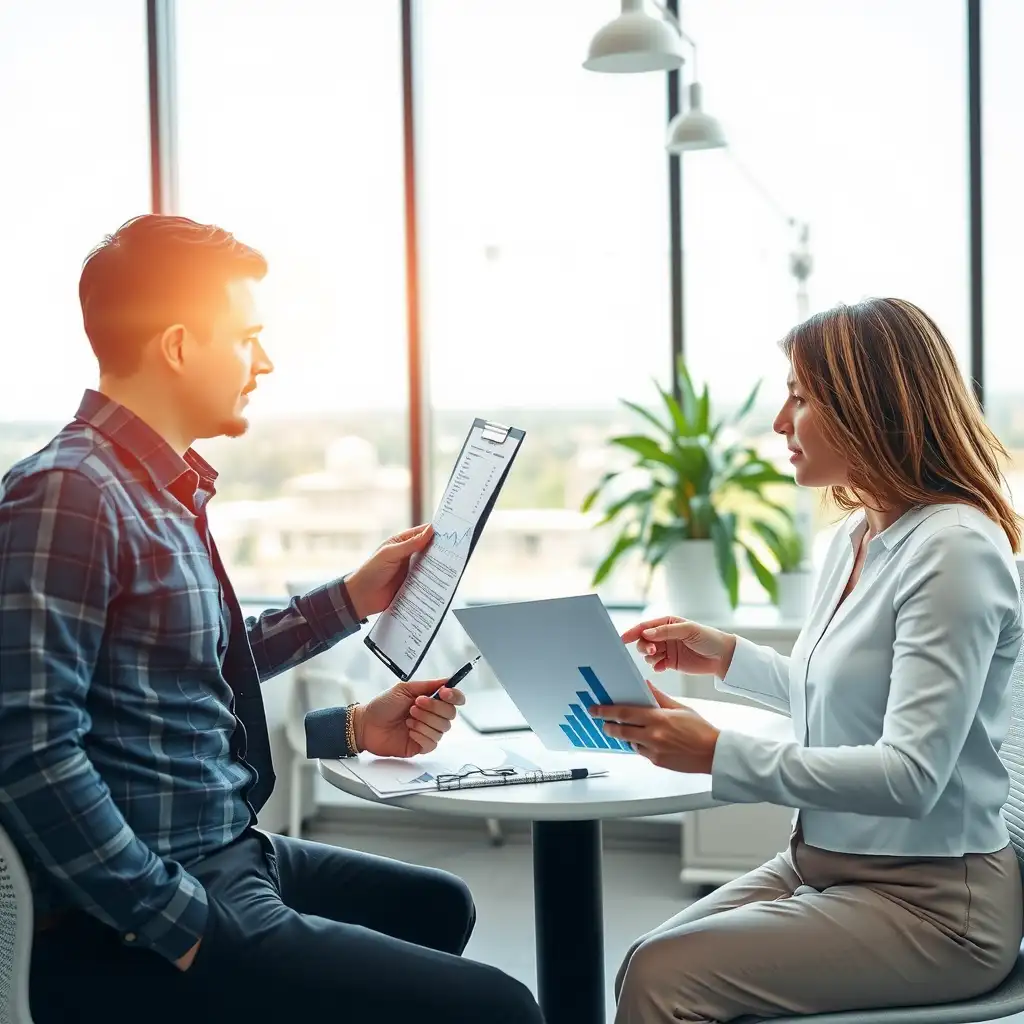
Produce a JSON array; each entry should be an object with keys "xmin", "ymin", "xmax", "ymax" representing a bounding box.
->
[
  {"xmin": 679, "ymin": 0, "xmax": 969, "ymax": 591},
  {"xmin": 418, "ymin": 0, "xmax": 672, "ymax": 603},
  {"xmin": 983, "ymin": 0, "xmax": 1024, "ymax": 509},
  {"xmin": 176, "ymin": 0, "xmax": 409, "ymax": 597},
  {"xmin": 0, "ymin": 1, "xmax": 149, "ymax": 465}
]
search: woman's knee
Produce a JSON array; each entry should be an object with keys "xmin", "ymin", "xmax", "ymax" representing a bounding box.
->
[
  {"xmin": 615, "ymin": 933, "xmax": 649, "ymax": 999},
  {"xmin": 616, "ymin": 935, "xmax": 706, "ymax": 1023}
]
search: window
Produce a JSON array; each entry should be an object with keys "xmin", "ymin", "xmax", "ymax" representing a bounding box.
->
[
  {"xmin": 176, "ymin": 0, "xmax": 409, "ymax": 597},
  {"xmin": 418, "ymin": 0, "xmax": 671, "ymax": 604},
  {"xmin": 982, "ymin": 0, "xmax": 1024, "ymax": 509},
  {"xmin": 0, "ymin": 0, "xmax": 149, "ymax": 464},
  {"xmin": 679, "ymin": 0, "xmax": 969, "ymax": 595}
]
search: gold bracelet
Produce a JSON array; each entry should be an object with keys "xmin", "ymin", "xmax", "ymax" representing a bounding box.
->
[{"xmin": 345, "ymin": 704, "xmax": 360, "ymax": 756}]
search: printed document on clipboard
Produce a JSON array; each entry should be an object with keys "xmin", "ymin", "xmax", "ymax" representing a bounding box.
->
[{"xmin": 364, "ymin": 418, "xmax": 526, "ymax": 681}]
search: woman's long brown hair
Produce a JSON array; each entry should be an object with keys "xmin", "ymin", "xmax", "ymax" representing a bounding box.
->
[{"xmin": 782, "ymin": 297, "xmax": 1021, "ymax": 552}]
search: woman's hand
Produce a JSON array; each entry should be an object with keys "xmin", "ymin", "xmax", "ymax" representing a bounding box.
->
[
  {"xmin": 591, "ymin": 682, "xmax": 721, "ymax": 774},
  {"xmin": 354, "ymin": 680, "xmax": 465, "ymax": 758},
  {"xmin": 621, "ymin": 615, "xmax": 737, "ymax": 678}
]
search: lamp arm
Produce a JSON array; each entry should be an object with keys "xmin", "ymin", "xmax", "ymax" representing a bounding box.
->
[{"xmin": 727, "ymin": 150, "xmax": 799, "ymax": 230}]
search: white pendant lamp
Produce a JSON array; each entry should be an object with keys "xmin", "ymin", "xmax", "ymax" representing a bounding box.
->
[
  {"xmin": 583, "ymin": 0, "xmax": 684, "ymax": 73},
  {"xmin": 666, "ymin": 82, "xmax": 727, "ymax": 152}
]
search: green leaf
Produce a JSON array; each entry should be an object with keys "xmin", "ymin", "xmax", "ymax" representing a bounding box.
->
[
  {"xmin": 580, "ymin": 469, "xmax": 618, "ymax": 513},
  {"xmin": 726, "ymin": 466, "xmax": 794, "ymax": 490},
  {"xmin": 730, "ymin": 379, "xmax": 763, "ymax": 426},
  {"xmin": 646, "ymin": 522, "xmax": 691, "ymax": 566},
  {"xmin": 744, "ymin": 543, "xmax": 779, "ymax": 602},
  {"xmin": 673, "ymin": 443, "xmax": 713, "ymax": 494},
  {"xmin": 748, "ymin": 519, "xmax": 803, "ymax": 571},
  {"xmin": 750, "ymin": 520, "xmax": 786, "ymax": 562},
  {"xmin": 609, "ymin": 434, "xmax": 678, "ymax": 469},
  {"xmin": 654, "ymin": 379, "xmax": 695, "ymax": 439},
  {"xmin": 710, "ymin": 512, "xmax": 740, "ymax": 608},
  {"xmin": 591, "ymin": 529, "xmax": 639, "ymax": 586},
  {"xmin": 620, "ymin": 399, "xmax": 673, "ymax": 441},
  {"xmin": 759, "ymin": 498, "xmax": 797, "ymax": 523},
  {"xmin": 695, "ymin": 382, "xmax": 711, "ymax": 435},
  {"xmin": 675, "ymin": 357, "xmax": 700, "ymax": 425},
  {"xmin": 596, "ymin": 487, "xmax": 658, "ymax": 526}
]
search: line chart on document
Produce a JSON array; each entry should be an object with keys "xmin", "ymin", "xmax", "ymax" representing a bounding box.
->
[{"xmin": 432, "ymin": 509, "xmax": 475, "ymax": 556}]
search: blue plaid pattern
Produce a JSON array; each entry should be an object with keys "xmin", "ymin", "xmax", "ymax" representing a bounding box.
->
[{"xmin": 0, "ymin": 390, "xmax": 360, "ymax": 962}]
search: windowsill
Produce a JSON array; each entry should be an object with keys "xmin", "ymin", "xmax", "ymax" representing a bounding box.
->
[{"xmin": 241, "ymin": 595, "xmax": 802, "ymax": 645}]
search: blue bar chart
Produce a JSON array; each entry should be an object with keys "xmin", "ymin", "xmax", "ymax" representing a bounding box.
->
[{"xmin": 557, "ymin": 666, "xmax": 633, "ymax": 752}]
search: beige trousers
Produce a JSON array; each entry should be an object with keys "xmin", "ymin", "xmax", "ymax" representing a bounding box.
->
[{"xmin": 615, "ymin": 828, "xmax": 1023, "ymax": 1024}]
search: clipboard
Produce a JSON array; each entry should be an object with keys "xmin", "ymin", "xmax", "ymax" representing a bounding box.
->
[{"xmin": 364, "ymin": 417, "xmax": 526, "ymax": 680}]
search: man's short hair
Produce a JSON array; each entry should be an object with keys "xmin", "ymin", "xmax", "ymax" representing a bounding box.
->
[{"xmin": 79, "ymin": 214, "xmax": 267, "ymax": 376}]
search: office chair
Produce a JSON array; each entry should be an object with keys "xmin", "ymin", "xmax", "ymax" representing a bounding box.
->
[
  {"xmin": 0, "ymin": 821, "xmax": 34, "ymax": 1024},
  {"xmin": 765, "ymin": 558, "xmax": 1024, "ymax": 1024}
]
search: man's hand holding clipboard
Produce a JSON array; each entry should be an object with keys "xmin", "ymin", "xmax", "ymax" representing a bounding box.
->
[
  {"xmin": 364, "ymin": 418, "xmax": 526, "ymax": 681},
  {"xmin": 343, "ymin": 522, "xmax": 436, "ymax": 621}
]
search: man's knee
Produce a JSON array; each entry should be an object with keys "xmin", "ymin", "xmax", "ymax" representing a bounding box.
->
[
  {"xmin": 414, "ymin": 866, "xmax": 476, "ymax": 950},
  {"xmin": 465, "ymin": 965, "xmax": 544, "ymax": 1024}
]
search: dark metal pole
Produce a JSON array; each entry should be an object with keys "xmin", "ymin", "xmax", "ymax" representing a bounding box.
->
[
  {"xmin": 146, "ymin": 0, "xmax": 179, "ymax": 215},
  {"xmin": 967, "ymin": 0, "xmax": 984, "ymax": 407},
  {"xmin": 667, "ymin": 0, "xmax": 684, "ymax": 401},
  {"xmin": 533, "ymin": 820, "xmax": 605, "ymax": 1024},
  {"xmin": 401, "ymin": 0, "xmax": 430, "ymax": 527}
]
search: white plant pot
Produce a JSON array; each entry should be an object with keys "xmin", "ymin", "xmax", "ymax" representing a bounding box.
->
[
  {"xmin": 776, "ymin": 570, "xmax": 813, "ymax": 621},
  {"xmin": 660, "ymin": 540, "xmax": 733, "ymax": 624}
]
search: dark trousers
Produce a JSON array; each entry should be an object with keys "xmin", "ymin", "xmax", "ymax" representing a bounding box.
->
[{"xmin": 30, "ymin": 829, "xmax": 544, "ymax": 1023}]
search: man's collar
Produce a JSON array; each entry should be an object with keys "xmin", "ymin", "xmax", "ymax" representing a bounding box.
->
[{"xmin": 74, "ymin": 389, "xmax": 218, "ymax": 497}]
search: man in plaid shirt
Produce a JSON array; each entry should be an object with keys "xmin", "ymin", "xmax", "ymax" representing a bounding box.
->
[{"xmin": 0, "ymin": 215, "xmax": 542, "ymax": 1024}]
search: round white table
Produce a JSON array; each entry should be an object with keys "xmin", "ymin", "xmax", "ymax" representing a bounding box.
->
[{"xmin": 318, "ymin": 697, "xmax": 792, "ymax": 1024}]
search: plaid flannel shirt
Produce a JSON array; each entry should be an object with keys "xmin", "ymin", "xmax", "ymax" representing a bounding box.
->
[{"xmin": 0, "ymin": 390, "xmax": 360, "ymax": 962}]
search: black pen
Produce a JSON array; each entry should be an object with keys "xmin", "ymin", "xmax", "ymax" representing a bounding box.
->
[{"xmin": 430, "ymin": 654, "xmax": 481, "ymax": 699}]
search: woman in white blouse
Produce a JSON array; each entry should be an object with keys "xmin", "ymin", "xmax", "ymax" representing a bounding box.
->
[{"xmin": 596, "ymin": 298, "xmax": 1024, "ymax": 1024}]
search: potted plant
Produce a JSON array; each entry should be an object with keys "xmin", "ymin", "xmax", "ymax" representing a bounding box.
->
[
  {"xmin": 582, "ymin": 359, "xmax": 794, "ymax": 621},
  {"xmin": 750, "ymin": 519, "xmax": 814, "ymax": 620}
]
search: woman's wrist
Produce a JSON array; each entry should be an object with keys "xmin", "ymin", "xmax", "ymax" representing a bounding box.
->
[{"xmin": 715, "ymin": 632, "xmax": 738, "ymax": 679}]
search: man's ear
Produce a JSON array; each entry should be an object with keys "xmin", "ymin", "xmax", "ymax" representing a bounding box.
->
[{"xmin": 155, "ymin": 324, "xmax": 189, "ymax": 374}]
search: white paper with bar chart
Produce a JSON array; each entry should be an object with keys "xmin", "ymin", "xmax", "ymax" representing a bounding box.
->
[
  {"xmin": 453, "ymin": 594, "xmax": 658, "ymax": 753},
  {"xmin": 365, "ymin": 418, "xmax": 526, "ymax": 680}
]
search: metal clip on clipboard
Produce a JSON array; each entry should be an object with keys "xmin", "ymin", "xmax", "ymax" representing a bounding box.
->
[{"xmin": 481, "ymin": 421, "xmax": 511, "ymax": 444}]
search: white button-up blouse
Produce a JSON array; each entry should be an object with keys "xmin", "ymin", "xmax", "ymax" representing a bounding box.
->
[{"xmin": 711, "ymin": 503, "xmax": 1023, "ymax": 857}]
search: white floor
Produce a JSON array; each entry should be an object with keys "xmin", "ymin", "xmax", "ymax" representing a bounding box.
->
[{"xmin": 306, "ymin": 812, "xmax": 689, "ymax": 1023}]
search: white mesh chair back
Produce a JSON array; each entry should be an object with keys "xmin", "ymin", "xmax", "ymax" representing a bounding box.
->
[
  {"xmin": 0, "ymin": 821, "xmax": 33, "ymax": 1024},
  {"xmin": 999, "ymin": 558, "xmax": 1024, "ymax": 887}
]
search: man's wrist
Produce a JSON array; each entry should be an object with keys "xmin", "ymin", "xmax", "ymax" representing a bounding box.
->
[
  {"xmin": 351, "ymin": 704, "xmax": 366, "ymax": 754},
  {"xmin": 341, "ymin": 572, "xmax": 370, "ymax": 624}
]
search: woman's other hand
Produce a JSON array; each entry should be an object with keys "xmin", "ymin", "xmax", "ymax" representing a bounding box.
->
[{"xmin": 620, "ymin": 616, "xmax": 737, "ymax": 679}]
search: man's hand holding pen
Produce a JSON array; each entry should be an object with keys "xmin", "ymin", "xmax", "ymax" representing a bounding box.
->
[{"xmin": 349, "ymin": 655, "xmax": 480, "ymax": 759}]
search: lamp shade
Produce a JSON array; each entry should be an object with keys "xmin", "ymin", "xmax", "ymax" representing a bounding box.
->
[
  {"xmin": 583, "ymin": 4, "xmax": 684, "ymax": 73},
  {"xmin": 666, "ymin": 82, "xmax": 726, "ymax": 152}
]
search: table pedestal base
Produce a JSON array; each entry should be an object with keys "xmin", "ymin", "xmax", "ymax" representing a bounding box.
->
[{"xmin": 533, "ymin": 820, "xmax": 604, "ymax": 1024}]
